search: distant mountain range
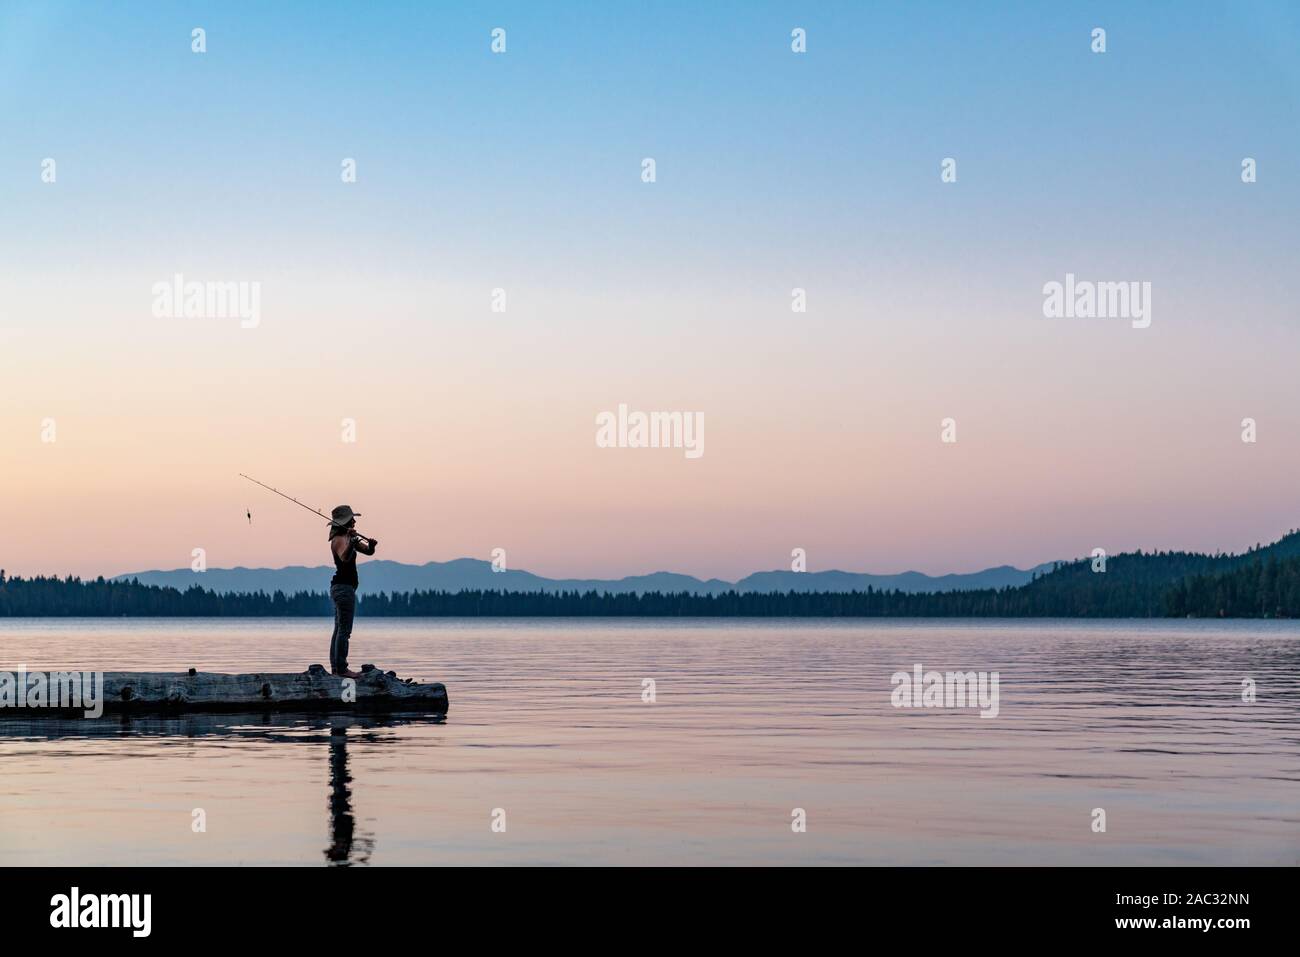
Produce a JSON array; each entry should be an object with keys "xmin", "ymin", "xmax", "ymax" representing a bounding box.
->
[
  {"xmin": 12, "ymin": 528, "xmax": 1300, "ymax": 617},
  {"xmin": 112, "ymin": 558, "xmax": 1060, "ymax": 597}
]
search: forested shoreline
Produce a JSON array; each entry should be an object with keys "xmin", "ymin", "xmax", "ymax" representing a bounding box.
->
[{"xmin": 4, "ymin": 537, "xmax": 1300, "ymax": 618}]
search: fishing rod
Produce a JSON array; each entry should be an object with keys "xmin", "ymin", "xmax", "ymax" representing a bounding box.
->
[{"xmin": 238, "ymin": 473, "xmax": 375, "ymax": 546}]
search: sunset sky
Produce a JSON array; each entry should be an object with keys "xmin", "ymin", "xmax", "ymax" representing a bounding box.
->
[{"xmin": 3, "ymin": 1, "xmax": 1299, "ymax": 581}]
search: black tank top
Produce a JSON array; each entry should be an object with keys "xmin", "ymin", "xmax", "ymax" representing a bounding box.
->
[{"xmin": 330, "ymin": 535, "xmax": 359, "ymax": 588}]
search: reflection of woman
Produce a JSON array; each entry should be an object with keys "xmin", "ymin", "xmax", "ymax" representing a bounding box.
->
[
  {"xmin": 327, "ymin": 505, "xmax": 377, "ymax": 678},
  {"xmin": 325, "ymin": 724, "xmax": 359, "ymax": 865}
]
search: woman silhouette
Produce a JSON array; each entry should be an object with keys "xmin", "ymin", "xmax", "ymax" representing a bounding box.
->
[{"xmin": 327, "ymin": 505, "xmax": 378, "ymax": 678}]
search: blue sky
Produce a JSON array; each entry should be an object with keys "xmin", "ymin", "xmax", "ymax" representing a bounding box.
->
[
  {"xmin": 5, "ymin": 0, "xmax": 1297, "ymax": 284},
  {"xmin": 4, "ymin": 2, "xmax": 1300, "ymax": 578}
]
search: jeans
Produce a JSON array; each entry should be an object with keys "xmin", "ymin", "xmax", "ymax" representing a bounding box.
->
[{"xmin": 329, "ymin": 584, "xmax": 357, "ymax": 674}]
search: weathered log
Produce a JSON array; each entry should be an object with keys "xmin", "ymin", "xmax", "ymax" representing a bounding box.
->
[{"xmin": 1, "ymin": 664, "xmax": 448, "ymax": 717}]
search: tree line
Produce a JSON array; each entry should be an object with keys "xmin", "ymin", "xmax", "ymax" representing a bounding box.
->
[{"xmin": 5, "ymin": 537, "xmax": 1300, "ymax": 618}]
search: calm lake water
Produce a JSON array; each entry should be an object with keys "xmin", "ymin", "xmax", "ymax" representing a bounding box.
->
[{"xmin": 0, "ymin": 618, "xmax": 1297, "ymax": 866}]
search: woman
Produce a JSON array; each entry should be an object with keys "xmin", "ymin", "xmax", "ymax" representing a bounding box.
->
[{"xmin": 328, "ymin": 505, "xmax": 378, "ymax": 678}]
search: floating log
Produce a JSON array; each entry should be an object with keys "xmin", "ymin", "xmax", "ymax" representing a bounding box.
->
[{"xmin": 1, "ymin": 663, "xmax": 448, "ymax": 717}]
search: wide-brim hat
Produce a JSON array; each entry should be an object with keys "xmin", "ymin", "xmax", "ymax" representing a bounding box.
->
[{"xmin": 328, "ymin": 504, "xmax": 361, "ymax": 537}]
